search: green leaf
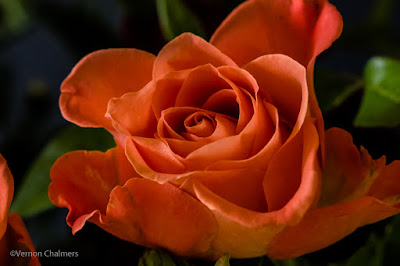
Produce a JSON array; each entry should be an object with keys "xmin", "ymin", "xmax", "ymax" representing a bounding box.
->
[
  {"xmin": 314, "ymin": 70, "xmax": 363, "ymax": 112},
  {"xmin": 138, "ymin": 249, "xmax": 177, "ymax": 266},
  {"xmin": 354, "ymin": 57, "xmax": 400, "ymax": 127},
  {"xmin": 156, "ymin": 0, "xmax": 206, "ymax": 40},
  {"xmin": 215, "ymin": 253, "xmax": 230, "ymax": 266},
  {"xmin": 10, "ymin": 124, "xmax": 114, "ymax": 217}
]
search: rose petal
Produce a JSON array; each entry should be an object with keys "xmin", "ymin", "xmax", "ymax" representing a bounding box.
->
[
  {"xmin": 180, "ymin": 168, "xmax": 268, "ymax": 213},
  {"xmin": 153, "ymin": 33, "xmax": 237, "ymax": 79},
  {"xmin": 49, "ymin": 146, "xmax": 134, "ymax": 233},
  {"xmin": 99, "ymin": 178, "xmax": 218, "ymax": 257},
  {"xmin": 201, "ymin": 89, "xmax": 239, "ymax": 120},
  {"xmin": 0, "ymin": 154, "xmax": 13, "ymax": 239},
  {"xmin": 125, "ymin": 137, "xmax": 186, "ymax": 183},
  {"xmin": 244, "ymin": 54, "xmax": 308, "ymax": 137},
  {"xmin": 206, "ymin": 101, "xmax": 283, "ymax": 171},
  {"xmin": 216, "ymin": 66, "xmax": 259, "ymax": 133},
  {"xmin": 60, "ymin": 49, "xmax": 155, "ymax": 129},
  {"xmin": 319, "ymin": 128, "xmax": 386, "ymax": 206},
  {"xmin": 307, "ymin": 61, "xmax": 325, "ymax": 163},
  {"xmin": 151, "ymin": 70, "xmax": 189, "ymax": 120},
  {"xmin": 158, "ymin": 107, "xmax": 236, "ymax": 142},
  {"xmin": 163, "ymin": 138, "xmax": 206, "ymax": 158},
  {"xmin": 267, "ymin": 196, "xmax": 400, "ymax": 259},
  {"xmin": 369, "ymin": 161, "xmax": 400, "ymax": 205},
  {"xmin": 175, "ymin": 64, "xmax": 233, "ymax": 108},
  {"xmin": 263, "ymin": 119, "xmax": 320, "ymax": 213},
  {"xmin": 106, "ymin": 81, "xmax": 158, "ymax": 138},
  {"xmin": 210, "ymin": 0, "xmax": 343, "ymax": 67}
]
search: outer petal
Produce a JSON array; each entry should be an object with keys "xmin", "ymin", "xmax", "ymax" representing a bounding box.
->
[
  {"xmin": 267, "ymin": 196, "xmax": 400, "ymax": 259},
  {"xmin": 153, "ymin": 33, "xmax": 237, "ymax": 79},
  {"xmin": 266, "ymin": 128, "xmax": 400, "ymax": 259},
  {"xmin": 49, "ymin": 146, "xmax": 134, "ymax": 233},
  {"xmin": 369, "ymin": 161, "xmax": 400, "ymax": 204},
  {"xmin": 319, "ymin": 128, "xmax": 386, "ymax": 206},
  {"xmin": 0, "ymin": 154, "xmax": 13, "ymax": 239},
  {"xmin": 0, "ymin": 213, "xmax": 41, "ymax": 266},
  {"xmin": 210, "ymin": 0, "xmax": 343, "ymax": 67},
  {"xmin": 60, "ymin": 49, "xmax": 155, "ymax": 129},
  {"xmin": 97, "ymin": 178, "xmax": 218, "ymax": 257},
  {"xmin": 49, "ymin": 148, "xmax": 218, "ymax": 257}
]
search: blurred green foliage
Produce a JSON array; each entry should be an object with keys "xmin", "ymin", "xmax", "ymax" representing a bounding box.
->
[
  {"xmin": 354, "ymin": 57, "xmax": 400, "ymax": 127},
  {"xmin": 156, "ymin": 0, "xmax": 206, "ymax": 40},
  {"xmin": 0, "ymin": 0, "xmax": 29, "ymax": 39}
]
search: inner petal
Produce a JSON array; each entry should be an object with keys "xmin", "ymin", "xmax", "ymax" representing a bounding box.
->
[
  {"xmin": 201, "ymin": 89, "xmax": 239, "ymax": 119},
  {"xmin": 184, "ymin": 112, "xmax": 216, "ymax": 137},
  {"xmin": 175, "ymin": 64, "xmax": 232, "ymax": 108}
]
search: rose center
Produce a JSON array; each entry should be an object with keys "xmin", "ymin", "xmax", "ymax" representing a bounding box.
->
[{"xmin": 183, "ymin": 112, "xmax": 216, "ymax": 137}]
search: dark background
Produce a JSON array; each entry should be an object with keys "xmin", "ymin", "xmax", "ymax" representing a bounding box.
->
[{"xmin": 0, "ymin": 0, "xmax": 399, "ymax": 265}]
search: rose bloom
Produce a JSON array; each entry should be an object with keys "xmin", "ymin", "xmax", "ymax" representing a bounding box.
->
[
  {"xmin": 49, "ymin": 0, "xmax": 400, "ymax": 260},
  {"xmin": 0, "ymin": 155, "xmax": 40, "ymax": 265}
]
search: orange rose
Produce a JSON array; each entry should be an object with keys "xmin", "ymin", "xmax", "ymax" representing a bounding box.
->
[
  {"xmin": 49, "ymin": 0, "xmax": 400, "ymax": 260},
  {"xmin": 0, "ymin": 154, "xmax": 40, "ymax": 265}
]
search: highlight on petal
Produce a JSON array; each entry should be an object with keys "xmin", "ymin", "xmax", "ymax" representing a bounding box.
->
[
  {"xmin": 210, "ymin": 0, "xmax": 343, "ymax": 67},
  {"xmin": 0, "ymin": 154, "xmax": 13, "ymax": 239},
  {"xmin": 60, "ymin": 49, "xmax": 155, "ymax": 129},
  {"xmin": 153, "ymin": 33, "xmax": 237, "ymax": 79},
  {"xmin": 49, "ymin": 146, "xmax": 135, "ymax": 233}
]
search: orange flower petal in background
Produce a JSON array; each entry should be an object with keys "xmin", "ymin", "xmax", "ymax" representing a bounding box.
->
[
  {"xmin": 0, "ymin": 154, "xmax": 13, "ymax": 239},
  {"xmin": 0, "ymin": 155, "xmax": 40, "ymax": 266},
  {"xmin": 265, "ymin": 128, "xmax": 400, "ymax": 259},
  {"xmin": 60, "ymin": 49, "xmax": 155, "ymax": 130}
]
